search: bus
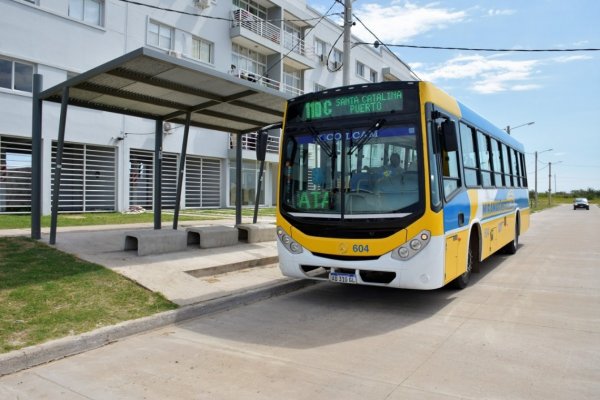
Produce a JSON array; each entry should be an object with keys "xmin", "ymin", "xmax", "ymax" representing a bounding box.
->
[{"xmin": 275, "ymin": 81, "xmax": 529, "ymax": 289}]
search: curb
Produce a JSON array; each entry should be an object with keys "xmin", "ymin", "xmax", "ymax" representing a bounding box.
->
[{"xmin": 0, "ymin": 278, "xmax": 318, "ymax": 377}]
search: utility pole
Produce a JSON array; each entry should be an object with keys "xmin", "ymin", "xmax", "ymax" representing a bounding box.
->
[
  {"xmin": 548, "ymin": 162, "xmax": 552, "ymax": 206},
  {"xmin": 342, "ymin": 0, "xmax": 353, "ymax": 85},
  {"xmin": 534, "ymin": 148, "xmax": 552, "ymax": 209},
  {"xmin": 534, "ymin": 151, "xmax": 538, "ymax": 208}
]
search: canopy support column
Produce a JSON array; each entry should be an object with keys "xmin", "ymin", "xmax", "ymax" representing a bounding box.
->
[
  {"xmin": 154, "ymin": 119, "xmax": 163, "ymax": 229},
  {"xmin": 49, "ymin": 87, "xmax": 69, "ymax": 245},
  {"xmin": 235, "ymin": 133, "xmax": 242, "ymax": 226},
  {"xmin": 173, "ymin": 112, "xmax": 191, "ymax": 230},
  {"xmin": 31, "ymin": 74, "xmax": 43, "ymax": 240}
]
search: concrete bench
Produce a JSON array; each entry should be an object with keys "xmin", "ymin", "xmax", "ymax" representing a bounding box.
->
[
  {"xmin": 236, "ymin": 223, "xmax": 276, "ymax": 243},
  {"xmin": 187, "ymin": 225, "xmax": 239, "ymax": 249},
  {"xmin": 124, "ymin": 229, "xmax": 188, "ymax": 256}
]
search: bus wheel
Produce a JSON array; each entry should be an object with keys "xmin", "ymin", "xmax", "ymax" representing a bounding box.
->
[
  {"xmin": 503, "ymin": 218, "xmax": 520, "ymax": 255},
  {"xmin": 453, "ymin": 240, "xmax": 475, "ymax": 289}
]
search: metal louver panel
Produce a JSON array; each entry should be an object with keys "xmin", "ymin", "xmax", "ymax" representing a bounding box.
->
[
  {"xmin": 0, "ymin": 136, "xmax": 33, "ymax": 213},
  {"xmin": 51, "ymin": 142, "xmax": 116, "ymax": 212},
  {"xmin": 129, "ymin": 149, "xmax": 154, "ymax": 210},
  {"xmin": 185, "ymin": 156, "xmax": 221, "ymax": 208},
  {"xmin": 161, "ymin": 152, "xmax": 178, "ymax": 209},
  {"xmin": 201, "ymin": 157, "xmax": 221, "ymax": 207},
  {"xmin": 129, "ymin": 149, "xmax": 179, "ymax": 210}
]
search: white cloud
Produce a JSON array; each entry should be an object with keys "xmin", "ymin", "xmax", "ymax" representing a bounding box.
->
[
  {"xmin": 572, "ymin": 40, "xmax": 589, "ymax": 46},
  {"xmin": 352, "ymin": 1, "xmax": 467, "ymax": 43},
  {"xmin": 416, "ymin": 54, "xmax": 541, "ymax": 94},
  {"xmin": 553, "ymin": 54, "xmax": 593, "ymax": 63},
  {"xmin": 414, "ymin": 51, "xmax": 593, "ymax": 94},
  {"xmin": 487, "ymin": 9, "xmax": 516, "ymax": 16}
]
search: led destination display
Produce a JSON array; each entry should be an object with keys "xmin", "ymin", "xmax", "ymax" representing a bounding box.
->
[{"xmin": 302, "ymin": 90, "xmax": 404, "ymax": 121}]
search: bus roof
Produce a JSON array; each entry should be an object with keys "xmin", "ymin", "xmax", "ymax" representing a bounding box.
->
[{"xmin": 456, "ymin": 101, "xmax": 524, "ymax": 152}]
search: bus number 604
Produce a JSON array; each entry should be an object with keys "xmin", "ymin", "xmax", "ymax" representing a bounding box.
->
[{"xmin": 353, "ymin": 244, "xmax": 369, "ymax": 253}]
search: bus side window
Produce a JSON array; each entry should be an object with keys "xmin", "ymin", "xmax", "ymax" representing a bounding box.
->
[
  {"xmin": 441, "ymin": 120, "xmax": 461, "ymax": 199},
  {"xmin": 459, "ymin": 123, "xmax": 479, "ymax": 187}
]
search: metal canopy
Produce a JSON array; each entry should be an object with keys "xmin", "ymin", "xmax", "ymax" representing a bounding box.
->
[
  {"xmin": 32, "ymin": 47, "xmax": 291, "ymax": 243},
  {"xmin": 39, "ymin": 47, "xmax": 290, "ymax": 133}
]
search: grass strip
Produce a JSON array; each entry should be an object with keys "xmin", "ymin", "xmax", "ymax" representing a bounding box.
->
[
  {"xmin": 0, "ymin": 237, "xmax": 177, "ymax": 353},
  {"xmin": 0, "ymin": 208, "xmax": 276, "ymax": 230}
]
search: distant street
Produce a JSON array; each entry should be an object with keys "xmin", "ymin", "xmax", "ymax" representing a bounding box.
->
[{"xmin": 1, "ymin": 204, "xmax": 599, "ymax": 399}]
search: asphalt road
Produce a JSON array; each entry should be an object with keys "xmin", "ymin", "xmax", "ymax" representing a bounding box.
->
[{"xmin": 1, "ymin": 204, "xmax": 599, "ymax": 399}]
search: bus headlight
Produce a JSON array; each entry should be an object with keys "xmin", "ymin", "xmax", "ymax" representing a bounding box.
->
[
  {"xmin": 277, "ymin": 226, "xmax": 303, "ymax": 254},
  {"xmin": 410, "ymin": 239, "xmax": 422, "ymax": 251},
  {"xmin": 392, "ymin": 230, "xmax": 431, "ymax": 261},
  {"xmin": 398, "ymin": 247, "xmax": 410, "ymax": 259}
]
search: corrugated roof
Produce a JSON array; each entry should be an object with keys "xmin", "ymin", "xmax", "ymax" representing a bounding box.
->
[{"xmin": 40, "ymin": 47, "xmax": 290, "ymax": 133}]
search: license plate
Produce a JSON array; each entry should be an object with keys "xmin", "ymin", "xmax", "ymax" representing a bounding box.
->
[{"xmin": 329, "ymin": 272, "xmax": 357, "ymax": 284}]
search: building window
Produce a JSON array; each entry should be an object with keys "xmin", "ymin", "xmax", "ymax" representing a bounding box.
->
[
  {"xmin": 229, "ymin": 160, "xmax": 265, "ymax": 207},
  {"xmin": 192, "ymin": 37, "xmax": 214, "ymax": 64},
  {"xmin": 283, "ymin": 22, "xmax": 303, "ymax": 54},
  {"xmin": 0, "ymin": 58, "xmax": 34, "ymax": 93},
  {"xmin": 147, "ymin": 20, "xmax": 173, "ymax": 50},
  {"xmin": 314, "ymin": 83, "xmax": 326, "ymax": 92},
  {"xmin": 370, "ymin": 69, "xmax": 378, "ymax": 82},
  {"xmin": 69, "ymin": 0, "xmax": 104, "ymax": 26},
  {"xmin": 332, "ymin": 49, "xmax": 343, "ymax": 69},
  {"xmin": 231, "ymin": 43, "xmax": 267, "ymax": 77},
  {"xmin": 233, "ymin": 0, "xmax": 267, "ymax": 21},
  {"xmin": 356, "ymin": 61, "xmax": 365, "ymax": 78},
  {"xmin": 283, "ymin": 65, "xmax": 301, "ymax": 95},
  {"xmin": 314, "ymin": 38, "xmax": 327, "ymax": 57}
]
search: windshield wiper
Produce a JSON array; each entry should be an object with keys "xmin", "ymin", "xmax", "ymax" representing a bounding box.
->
[
  {"xmin": 347, "ymin": 119, "xmax": 386, "ymax": 155},
  {"xmin": 307, "ymin": 125, "xmax": 334, "ymax": 157}
]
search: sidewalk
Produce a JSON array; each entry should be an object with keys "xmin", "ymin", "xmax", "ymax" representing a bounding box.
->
[
  {"xmin": 0, "ymin": 217, "xmax": 316, "ymax": 376},
  {"xmin": 2, "ymin": 217, "xmax": 288, "ymax": 307}
]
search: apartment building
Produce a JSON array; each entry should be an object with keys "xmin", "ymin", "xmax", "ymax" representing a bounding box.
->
[{"xmin": 0, "ymin": 0, "xmax": 417, "ymax": 214}]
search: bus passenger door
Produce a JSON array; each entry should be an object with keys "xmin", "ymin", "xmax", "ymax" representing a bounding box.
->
[{"xmin": 432, "ymin": 109, "xmax": 469, "ymax": 282}]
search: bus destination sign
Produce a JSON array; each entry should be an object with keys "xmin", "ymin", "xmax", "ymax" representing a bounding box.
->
[{"xmin": 302, "ymin": 90, "xmax": 404, "ymax": 121}]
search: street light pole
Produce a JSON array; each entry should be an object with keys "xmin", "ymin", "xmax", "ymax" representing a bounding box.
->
[
  {"xmin": 534, "ymin": 148, "xmax": 552, "ymax": 208},
  {"xmin": 505, "ymin": 121, "xmax": 534, "ymax": 135}
]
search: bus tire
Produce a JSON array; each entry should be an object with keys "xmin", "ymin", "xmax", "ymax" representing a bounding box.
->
[
  {"xmin": 503, "ymin": 216, "xmax": 520, "ymax": 255},
  {"xmin": 452, "ymin": 235, "xmax": 477, "ymax": 289}
]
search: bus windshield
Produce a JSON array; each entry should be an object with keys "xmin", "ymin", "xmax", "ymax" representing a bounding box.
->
[{"xmin": 281, "ymin": 122, "xmax": 421, "ymax": 219}]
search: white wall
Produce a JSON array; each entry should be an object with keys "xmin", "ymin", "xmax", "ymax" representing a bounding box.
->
[{"xmin": 0, "ymin": 0, "xmax": 416, "ymax": 213}]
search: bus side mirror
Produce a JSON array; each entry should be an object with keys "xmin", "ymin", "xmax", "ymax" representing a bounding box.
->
[
  {"xmin": 256, "ymin": 130, "xmax": 269, "ymax": 161},
  {"xmin": 442, "ymin": 120, "xmax": 458, "ymax": 152}
]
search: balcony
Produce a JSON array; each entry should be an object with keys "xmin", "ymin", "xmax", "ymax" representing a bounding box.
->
[
  {"xmin": 231, "ymin": 67, "xmax": 303, "ymax": 96},
  {"xmin": 231, "ymin": 8, "xmax": 281, "ymax": 53},
  {"xmin": 231, "ymin": 8, "xmax": 315, "ymax": 69}
]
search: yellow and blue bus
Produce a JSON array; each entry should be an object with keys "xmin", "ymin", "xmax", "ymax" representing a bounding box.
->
[{"xmin": 276, "ymin": 81, "xmax": 529, "ymax": 289}]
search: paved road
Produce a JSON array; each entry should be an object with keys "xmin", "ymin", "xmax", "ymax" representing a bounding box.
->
[{"xmin": 1, "ymin": 205, "xmax": 599, "ymax": 399}]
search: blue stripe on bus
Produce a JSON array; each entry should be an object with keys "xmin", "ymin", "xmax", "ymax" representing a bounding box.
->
[
  {"xmin": 444, "ymin": 191, "xmax": 472, "ymax": 232},
  {"xmin": 457, "ymin": 102, "xmax": 524, "ymax": 152}
]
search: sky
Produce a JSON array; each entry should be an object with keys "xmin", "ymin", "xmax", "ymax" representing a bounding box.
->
[{"xmin": 307, "ymin": 0, "xmax": 600, "ymax": 193}]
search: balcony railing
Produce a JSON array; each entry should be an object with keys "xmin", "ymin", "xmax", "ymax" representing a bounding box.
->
[
  {"xmin": 282, "ymin": 83, "xmax": 303, "ymax": 96},
  {"xmin": 230, "ymin": 132, "xmax": 280, "ymax": 155},
  {"xmin": 231, "ymin": 68, "xmax": 280, "ymax": 91},
  {"xmin": 231, "ymin": 68, "xmax": 304, "ymax": 97},
  {"xmin": 232, "ymin": 8, "xmax": 280, "ymax": 45},
  {"xmin": 283, "ymin": 32, "xmax": 306, "ymax": 56}
]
